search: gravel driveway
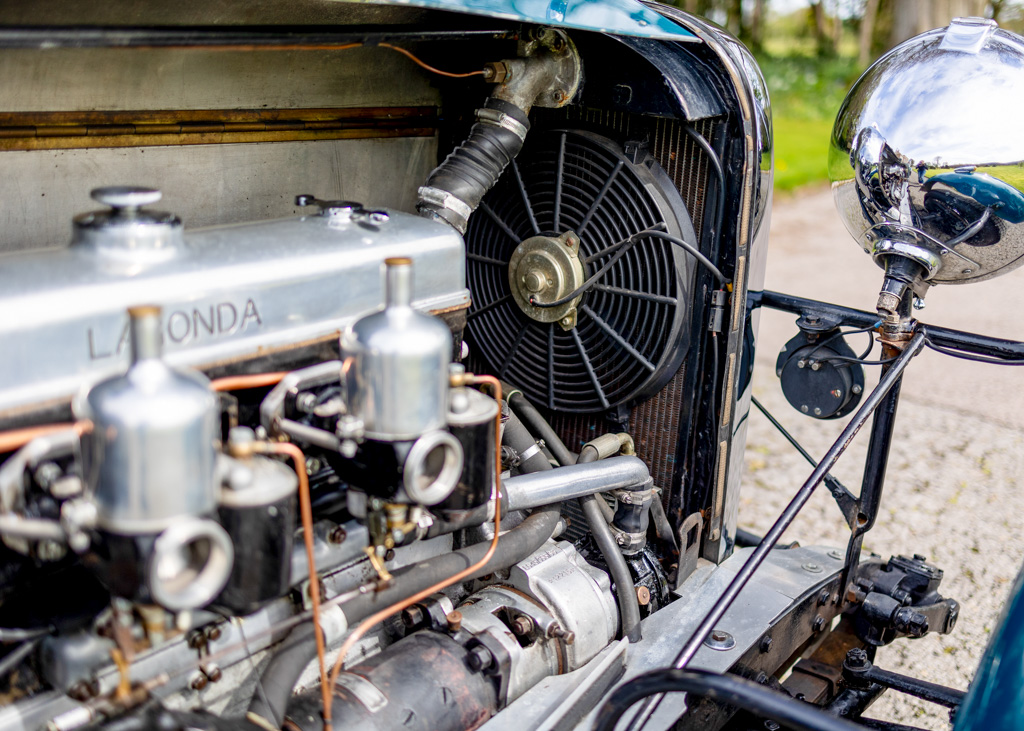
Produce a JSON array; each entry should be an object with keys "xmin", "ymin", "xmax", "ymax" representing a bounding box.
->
[{"xmin": 740, "ymin": 187, "xmax": 1024, "ymax": 727}]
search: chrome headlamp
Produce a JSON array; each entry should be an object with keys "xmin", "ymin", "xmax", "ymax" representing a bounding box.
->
[{"xmin": 830, "ymin": 17, "xmax": 1024, "ymax": 304}]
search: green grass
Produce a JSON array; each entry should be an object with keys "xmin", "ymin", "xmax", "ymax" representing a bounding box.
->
[{"xmin": 757, "ymin": 54, "xmax": 862, "ymax": 192}]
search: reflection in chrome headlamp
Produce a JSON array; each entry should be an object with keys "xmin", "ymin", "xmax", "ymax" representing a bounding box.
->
[{"xmin": 830, "ymin": 17, "xmax": 1024, "ymax": 289}]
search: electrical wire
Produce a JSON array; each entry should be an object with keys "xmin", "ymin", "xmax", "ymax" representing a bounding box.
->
[
  {"xmin": 323, "ymin": 375, "xmax": 503, "ymax": 727},
  {"xmin": 378, "ymin": 42, "xmax": 485, "ymax": 78},
  {"xmin": 924, "ymin": 337, "xmax": 1024, "ymax": 366}
]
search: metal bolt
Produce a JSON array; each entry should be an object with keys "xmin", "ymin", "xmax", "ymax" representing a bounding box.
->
[
  {"xmin": 446, "ymin": 610, "xmax": 463, "ymax": 633},
  {"xmin": 636, "ymin": 586, "xmax": 651, "ymax": 606},
  {"xmin": 525, "ymin": 270, "xmax": 545, "ymax": 293},
  {"xmin": 187, "ymin": 631, "xmax": 207, "ymax": 650},
  {"xmin": 511, "ymin": 616, "xmax": 533, "ymax": 636},
  {"xmin": 812, "ymin": 615, "xmax": 826, "ymax": 632},
  {"xmin": 547, "ymin": 622, "xmax": 575, "ymax": 645},
  {"xmin": 328, "ymin": 526, "xmax": 347, "ymax": 544},
  {"xmin": 813, "ymin": 407, "xmax": 822, "ymax": 416},
  {"xmin": 913, "ymin": 297, "xmax": 926, "ymax": 310},
  {"xmin": 818, "ymin": 589, "xmax": 831, "ymax": 606},
  {"xmin": 189, "ymin": 671, "xmax": 208, "ymax": 691},
  {"xmin": 802, "ymin": 562, "xmax": 823, "ymax": 573},
  {"xmin": 755, "ymin": 671, "xmax": 768, "ymax": 685},
  {"xmin": 561, "ymin": 316, "xmax": 573, "ymax": 327},
  {"xmin": 384, "ymin": 548, "xmax": 396, "ymax": 562},
  {"xmin": 810, "ymin": 361, "xmax": 821, "ymax": 371},
  {"xmin": 797, "ymin": 359, "xmax": 807, "ymax": 369},
  {"xmin": 759, "ymin": 635, "xmax": 773, "ymax": 654},
  {"xmin": 467, "ymin": 645, "xmax": 493, "ymax": 672},
  {"xmin": 845, "ymin": 647, "xmax": 869, "ymax": 669},
  {"xmin": 801, "ymin": 405, "xmax": 809, "ymax": 413},
  {"xmin": 402, "ymin": 605, "xmax": 426, "ymax": 628},
  {"xmin": 828, "ymin": 549, "xmax": 843, "ymax": 560},
  {"xmin": 295, "ymin": 392, "xmax": 317, "ymax": 413},
  {"xmin": 852, "ymin": 384, "xmax": 862, "ymax": 394},
  {"xmin": 202, "ymin": 664, "xmax": 222, "ymax": 683},
  {"xmin": 205, "ymin": 624, "xmax": 222, "ymax": 642},
  {"xmin": 765, "ymin": 721, "xmax": 780, "ymax": 731},
  {"xmin": 614, "ymin": 533, "xmax": 628, "ymax": 546},
  {"xmin": 704, "ymin": 629, "xmax": 735, "ymax": 651}
]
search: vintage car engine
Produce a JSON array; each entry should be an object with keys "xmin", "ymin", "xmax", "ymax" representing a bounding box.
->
[{"xmin": 0, "ymin": 3, "xmax": 998, "ymax": 731}]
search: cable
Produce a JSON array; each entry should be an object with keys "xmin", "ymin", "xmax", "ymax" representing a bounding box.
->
[
  {"xmin": 924, "ymin": 337, "xmax": 1024, "ymax": 366},
  {"xmin": 323, "ymin": 376, "xmax": 503, "ymax": 723},
  {"xmin": 595, "ymin": 668, "xmax": 864, "ymax": 731},
  {"xmin": 643, "ymin": 230, "xmax": 729, "ymax": 285},
  {"xmin": 530, "ymin": 226, "xmax": 666, "ymax": 308},
  {"xmin": 378, "ymin": 42, "xmax": 485, "ymax": 78},
  {"xmin": 211, "ymin": 372, "xmax": 287, "ymax": 391},
  {"xmin": 683, "ymin": 126, "xmax": 725, "ymax": 262}
]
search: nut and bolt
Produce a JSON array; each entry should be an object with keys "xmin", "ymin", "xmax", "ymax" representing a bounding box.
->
[
  {"xmin": 384, "ymin": 548, "xmax": 396, "ymax": 562},
  {"xmin": 189, "ymin": 671, "xmax": 208, "ymax": 691},
  {"xmin": 636, "ymin": 586, "xmax": 651, "ymax": 606},
  {"xmin": 402, "ymin": 606, "xmax": 426, "ymax": 628},
  {"xmin": 797, "ymin": 359, "xmax": 807, "ymax": 369},
  {"xmin": 818, "ymin": 589, "xmax": 831, "ymax": 606},
  {"xmin": 765, "ymin": 721, "xmax": 781, "ymax": 731},
  {"xmin": 759, "ymin": 635, "xmax": 773, "ymax": 654},
  {"xmin": 547, "ymin": 622, "xmax": 575, "ymax": 645},
  {"xmin": 187, "ymin": 631, "xmax": 207, "ymax": 650},
  {"xmin": 205, "ymin": 625, "xmax": 222, "ymax": 642},
  {"xmin": 328, "ymin": 526, "xmax": 348, "ymax": 544},
  {"xmin": 295, "ymin": 392, "xmax": 317, "ymax": 413},
  {"xmin": 802, "ymin": 562, "xmax": 823, "ymax": 573},
  {"xmin": 446, "ymin": 610, "xmax": 463, "ymax": 633},
  {"xmin": 828, "ymin": 549, "xmax": 844, "ymax": 560},
  {"xmin": 845, "ymin": 647, "xmax": 869, "ymax": 669},
  {"xmin": 852, "ymin": 384, "xmax": 863, "ymax": 394},
  {"xmin": 704, "ymin": 629, "xmax": 735, "ymax": 651},
  {"xmin": 614, "ymin": 533, "xmax": 628, "ymax": 546},
  {"xmin": 813, "ymin": 407, "xmax": 822, "ymax": 416},
  {"xmin": 201, "ymin": 663, "xmax": 222, "ymax": 683},
  {"xmin": 68, "ymin": 680, "xmax": 99, "ymax": 701},
  {"xmin": 467, "ymin": 645, "xmax": 494, "ymax": 672},
  {"xmin": 812, "ymin": 615, "xmax": 826, "ymax": 632},
  {"xmin": 811, "ymin": 361, "xmax": 821, "ymax": 371},
  {"xmin": 511, "ymin": 616, "xmax": 533, "ymax": 636}
]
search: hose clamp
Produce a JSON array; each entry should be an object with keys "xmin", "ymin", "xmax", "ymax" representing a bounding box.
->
[
  {"xmin": 516, "ymin": 441, "xmax": 544, "ymax": 466},
  {"xmin": 417, "ymin": 186, "xmax": 473, "ymax": 232},
  {"xmin": 475, "ymin": 107, "xmax": 528, "ymax": 144}
]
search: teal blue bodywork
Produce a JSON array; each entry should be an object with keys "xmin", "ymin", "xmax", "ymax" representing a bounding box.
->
[
  {"xmin": 926, "ymin": 171, "xmax": 1024, "ymax": 224},
  {"xmin": 955, "ymin": 563, "xmax": 1024, "ymax": 730},
  {"xmin": 347, "ymin": 0, "xmax": 697, "ymax": 41}
]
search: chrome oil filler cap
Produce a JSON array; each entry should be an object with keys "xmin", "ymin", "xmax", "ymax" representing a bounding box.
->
[{"xmin": 72, "ymin": 186, "xmax": 184, "ymax": 261}]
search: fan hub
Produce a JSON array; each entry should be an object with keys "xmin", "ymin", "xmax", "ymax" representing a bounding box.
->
[{"xmin": 507, "ymin": 230, "xmax": 584, "ymax": 329}]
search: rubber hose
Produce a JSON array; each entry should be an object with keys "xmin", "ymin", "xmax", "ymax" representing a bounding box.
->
[
  {"xmin": 506, "ymin": 392, "xmax": 575, "ymax": 467},
  {"xmin": 594, "ymin": 668, "xmax": 864, "ymax": 731},
  {"xmin": 577, "ymin": 446, "xmax": 642, "ymax": 643},
  {"xmin": 417, "ymin": 98, "xmax": 529, "ymax": 233},
  {"xmin": 502, "ymin": 408, "xmax": 554, "ymax": 474}
]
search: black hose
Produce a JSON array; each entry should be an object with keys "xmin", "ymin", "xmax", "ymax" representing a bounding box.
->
[
  {"xmin": 417, "ymin": 98, "xmax": 529, "ymax": 233},
  {"xmin": 502, "ymin": 408, "xmax": 555, "ymax": 474},
  {"xmin": 648, "ymin": 495, "xmax": 678, "ymax": 552},
  {"xmin": 578, "ymin": 446, "xmax": 642, "ymax": 643},
  {"xmin": 594, "ymin": 668, "xmax": 865, "ymax": 731},
  {"xmin": 506, "ymin": 391, "xmax": 575, "ymax": 467}
]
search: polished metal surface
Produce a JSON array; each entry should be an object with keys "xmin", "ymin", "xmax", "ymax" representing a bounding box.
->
[
  {"xmin": 502, "ymin": 456, "xmax": 651, "ymax": 512},
  {"xmin": 75, "ymin": 307, "xmax": 219, "ymax": 534},
  {"xmin": 341, "ymin": 258, "xmax": 453, "ymax": 440},
  {"xmin": 218, "ymin": 454, "xmax": 298, "ymax": 510},
  {"xmin": 0, "ymin": 196, "xmax": 468, "ymax": 424},
  {"xmin": 402, "ymin": 430, "xmax": 464, "ymax": 505},
  {"xmin": 148, "ymin": 516, "xmax": 234, "ymax": 611},
  {"xmin": 830, "ymin": 17, "xmax": 1024, "ymax": 286},
  {"xmin": 72, "ymin": 187, "xmax": 184, "ymax": 262}
]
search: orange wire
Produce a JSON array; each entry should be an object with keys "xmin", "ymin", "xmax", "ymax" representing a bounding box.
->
[
  {"xmin": 211, "ymin": 372, "xmax": 287, "ymax": 392},
  {"xmin": 0, "ymin": 420, "xmax": 91, "ymax": 454},
  {"xmin": 378, "ymin": 42, "xmax": 486, "ymax": 78},
  {"xmin": 264, "ymin": 442, "xmax": 333, "ymax": 730},
  {"xmin": 324, "ymin": 376, "xmax": 502, "ymax": 715}
]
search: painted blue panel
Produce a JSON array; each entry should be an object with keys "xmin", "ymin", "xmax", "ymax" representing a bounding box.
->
[
  {"xmin": 955, "ymin": 562, "xmax": 1024, "ymax": 730},
  {"xmin": 344, "ymin": 0, "xmax": 698, "ymax": 41}
]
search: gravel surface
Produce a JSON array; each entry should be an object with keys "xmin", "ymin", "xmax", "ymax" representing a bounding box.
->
[{"xmin": 740, "ymin": 187, "xmax": 1024, "ymax": 727}]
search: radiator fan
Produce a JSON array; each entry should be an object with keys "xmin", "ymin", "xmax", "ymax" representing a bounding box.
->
[{"xmin": 465, "ymin": 129, "xmax": 696, "ymax": 414}]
